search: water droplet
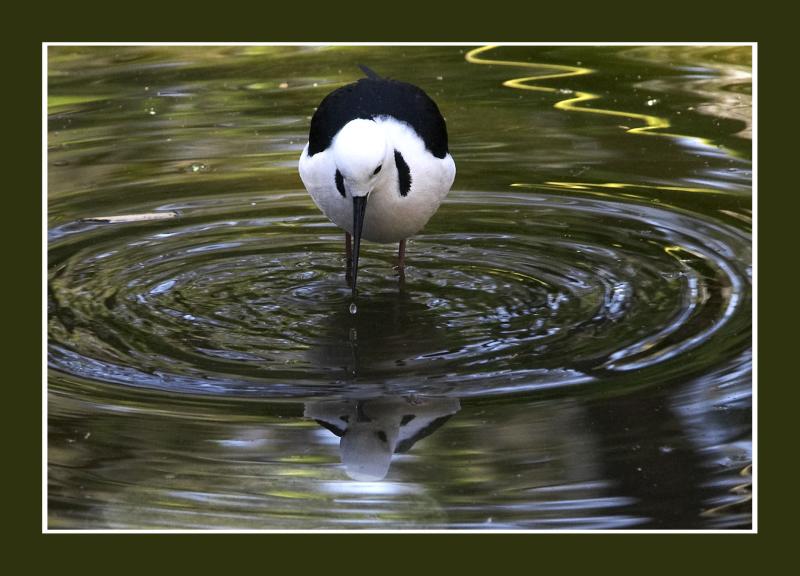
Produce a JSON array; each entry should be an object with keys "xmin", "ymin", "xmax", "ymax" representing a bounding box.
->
[
  {"xmin": 645, "ymin": 98, "xmax": 659, "ymax": 107},
  {"xmin": 349, "ymin": 302, "xmax": 358, "ymax": 315},
  {"xmin": 190, "ymin": 163, "xmax": 207, "ymax": 173},
  {"xmin": 147, "ymin": 107, "xmax": 157, "ymax": 115}
]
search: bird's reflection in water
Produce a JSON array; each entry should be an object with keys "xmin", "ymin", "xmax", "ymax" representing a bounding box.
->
[
  {"xmin": 305, "ymin": 282, "xmax": 461, "ymax": 480},
  {"xmin": 305, "ymin": 396, "xmax": 461, "ymax": 481}
]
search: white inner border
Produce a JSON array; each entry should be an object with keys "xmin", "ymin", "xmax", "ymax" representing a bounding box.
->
[{"xmin": 43, "ymin": 41, "xmax": 757, "ymax": 535}]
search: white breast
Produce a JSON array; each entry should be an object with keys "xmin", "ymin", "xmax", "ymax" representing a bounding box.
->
[{"xmin": 299, "ymin": 117, "xmax": 455, "ymax": 243}]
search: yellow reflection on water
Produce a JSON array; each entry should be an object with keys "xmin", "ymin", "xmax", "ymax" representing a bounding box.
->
[
  {"xmin": 701, "ymin": 464, "xmax": 752, "ymax": 518},
  {"xmin": 531, "ymin": 181, "xmax": 734, "ymax": 195},
  {"xmin": 465, "ymin": 45, "xmax": 718, "ymax": 149},
  {"xmin": 509, "ymin": 181, "xmax": 741, "ymax": 209}
]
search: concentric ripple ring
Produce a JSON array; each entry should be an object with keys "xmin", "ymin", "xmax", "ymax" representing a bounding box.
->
[{"xmin": 48, "ymin": 188, "xmax": 751, "ymax": 399}]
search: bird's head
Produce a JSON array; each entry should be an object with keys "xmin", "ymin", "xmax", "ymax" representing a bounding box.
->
[
  {"xmin": 331, "ymin": 118, "xmax": 387, "ymax": 196},
  {"xmin": 340, "ymin": 421, "xmax": 396, "ymax": 482},
  {"xmin": 331, "ymin": 119, "xmax": 389, "ymax": 300}
]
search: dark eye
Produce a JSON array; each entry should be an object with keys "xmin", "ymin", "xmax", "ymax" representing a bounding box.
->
[
  {"xmin": 376, "ymin": 430, "xmax": 387, "ymax": 443},
  {"xmin": 373, "ymin": 164, "xmax": 382, "ymax": 175}
]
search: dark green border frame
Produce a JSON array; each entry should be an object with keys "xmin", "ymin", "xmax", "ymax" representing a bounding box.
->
[{"xmin": 23, "ymin": 0, "xmax": 784, "ymax": 568}]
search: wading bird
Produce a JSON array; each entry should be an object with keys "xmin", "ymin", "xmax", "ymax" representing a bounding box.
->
[
  {"xmin": 305, "ymin": 396, "xmax": 461, "ymax": 481},
  {"xmin": 299, "ymin": 66, "xmax": 455, "ymax": 300}
]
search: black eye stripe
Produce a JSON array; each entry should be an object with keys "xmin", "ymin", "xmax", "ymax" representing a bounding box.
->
[
  {"xmin": 335, "ymin": 169, "xmax": 346, "ymax": 198},
  {"xmin": 394, "ymin": 150, "xmax": 411, "ymax": 197}
]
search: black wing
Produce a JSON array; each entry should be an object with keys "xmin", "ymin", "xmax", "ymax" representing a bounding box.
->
[
  {"xmin": 308, "ymin": 75, "xmax": 449, "ymax": 159},
  {"xmin": 395, "ymin": 414, "xmax": 455, "ymax": 454}
]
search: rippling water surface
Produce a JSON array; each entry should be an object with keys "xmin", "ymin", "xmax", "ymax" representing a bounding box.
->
[{"xmin": 48, "ymin": 45, "xmax": 753, "ymax": 530}]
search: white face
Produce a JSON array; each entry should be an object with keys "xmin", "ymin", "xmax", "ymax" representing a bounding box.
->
[
  {"xmin": 340, "ymin": 422, "xmax": 394, "ymax": 481},
  {"xmin": 331, "ymin": 119, "xmax": 387, "ymax": 197}
]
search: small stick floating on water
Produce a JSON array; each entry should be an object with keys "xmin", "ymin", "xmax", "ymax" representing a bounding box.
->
[{"xmin": 82, "ymin": 211, "xmax": 179, "ymax": 224}]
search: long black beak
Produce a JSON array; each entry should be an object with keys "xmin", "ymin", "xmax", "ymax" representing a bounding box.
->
[{"xmin": 351, "ymin": 195, "xmax": 368, "ymax": 299}]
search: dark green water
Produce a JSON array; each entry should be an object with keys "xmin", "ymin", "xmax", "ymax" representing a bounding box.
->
[{"xmin": 48, "ymin": 45, "xmax": 752, "ymax": 530}]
